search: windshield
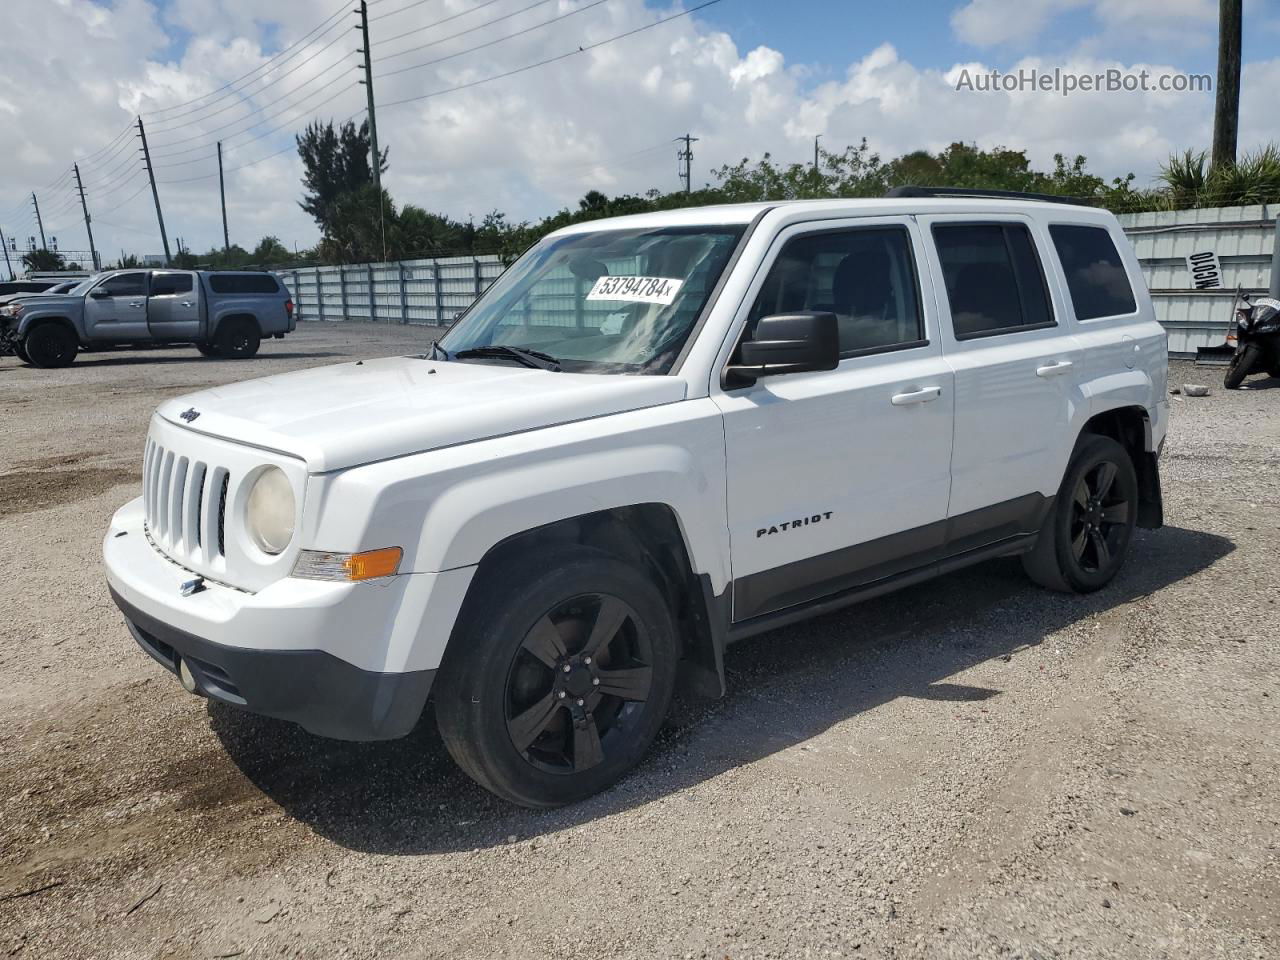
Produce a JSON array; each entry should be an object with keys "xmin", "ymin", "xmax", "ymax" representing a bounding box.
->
[
  {"xmin": 440, "ymin": 226, "xmax": 745, "ymax": 374},
  {"xmin": 65, "ymin": 277, "xmax": 97, "ymax": 295}
]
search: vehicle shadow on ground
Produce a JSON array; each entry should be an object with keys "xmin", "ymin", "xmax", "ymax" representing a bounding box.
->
[{"xmin": 209, "ymin": 524, "xmax": 1232, "ymax": 856}]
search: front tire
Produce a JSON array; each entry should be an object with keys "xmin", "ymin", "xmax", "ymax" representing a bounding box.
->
[
  {"xmin": 13, "ymin": 341, "xmax": 30, "ymax": 364},
  {"xmin": 23, "ymin": 324, "xmax": 79, "ymax": 369},
  {"xmin": 1224, "ymin": 344, "xmax": 1259, "ymax": 389},
  {"xmin": 196, "ymin": 343, "xmax": 218, "ymax": 357},
  {"xmin": 435, "ymin": 548, "xmax": 678, "ymax": 807},
  {"xmin": 1022, "ymin": 434, "xmax": 1139, "ymax": 593}
]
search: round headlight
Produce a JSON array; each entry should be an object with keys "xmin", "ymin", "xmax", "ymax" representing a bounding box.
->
[{"xmin": 245, "ymin": 467, "xmax": 295, "ymax": 555}]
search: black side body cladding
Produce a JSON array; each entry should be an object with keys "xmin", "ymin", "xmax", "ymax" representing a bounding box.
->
[{"xmin": 732, "ymin": 494, "xmax": 1052, "ymax": 623}]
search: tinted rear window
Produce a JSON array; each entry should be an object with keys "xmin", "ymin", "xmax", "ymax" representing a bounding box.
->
[
  {"xmin": 151, "ymin": 273, "xmax": 193, "ymax": 295},
  {"xmin": 932, "ymin": 223, "xmax": 1054, "ymax": 338},
  {"xmin": 1049, "ymin": 224, "xmax": 1137, "ymax": 320},
  {"xmin": 209, "ymin": 273, "xmax": 279, "ymax": 294}
]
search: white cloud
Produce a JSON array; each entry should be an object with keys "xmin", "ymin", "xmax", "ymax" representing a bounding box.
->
[{"xmin": 0, "ymin": 0, "xmax": 1273, "ymax": 264}]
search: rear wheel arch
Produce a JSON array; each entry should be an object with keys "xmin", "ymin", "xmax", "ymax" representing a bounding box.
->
[
  {"xmin": 1077, "ymin": 405, "xmax": 1162, "ymax": 529},
  {"xmin": 448, "ymin": 504, "xmax": 726, "ymax": 700}
]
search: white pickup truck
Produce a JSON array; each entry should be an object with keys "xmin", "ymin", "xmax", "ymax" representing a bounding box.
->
[{"xmin": 104, "ymin": 190, "xmax": 1168, "ymax": 807}]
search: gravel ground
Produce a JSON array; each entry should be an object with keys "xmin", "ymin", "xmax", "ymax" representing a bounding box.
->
[{"xmin": 0, "ymin": 327, "xmax": 1277, "ymax": 960}]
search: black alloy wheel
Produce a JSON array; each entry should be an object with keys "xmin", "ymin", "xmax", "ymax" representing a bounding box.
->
[
  {"xmin": 23, "ymin": 323, "xmax": 78, "ymax": 368},
  {"xmin": 505, "ymin": 593, "xmax": 654, "ymax": 775},
  {"xmin": 1022, "ymin": 433, "xmax": 1138, "ymax": 593},
  {"xmin": 435, "ymin": 547, "xmax": 678, "ymax": 807},
  {"xmin": 215, "ymin": 319, "xmax": 261, "ymax": 359},
  {"xmin": 1067, "ymin": 460, "xmax": 1131, "ymax": 574}
]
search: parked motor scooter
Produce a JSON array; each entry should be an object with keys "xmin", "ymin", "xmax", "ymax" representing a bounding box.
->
[{"xmin": 1223, "ymin": 294, "xmax": 1280, "ymax": 389}]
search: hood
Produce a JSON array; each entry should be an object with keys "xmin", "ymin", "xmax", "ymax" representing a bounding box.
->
[
  {"xmin": 156, "ymin": 355, "xmax": 687, "ymax": 472},
  {"xmin": 2, "ymin": 294, "xmax": 73, "ymax": 309}
]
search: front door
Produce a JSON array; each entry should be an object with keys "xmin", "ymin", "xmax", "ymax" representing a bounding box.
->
[
  {"xmin": 83, "ymin": 271, "xmax": 149, "ymax": 340},
  {"xmin": 918, "ymin": 216, "xmax": 1082, "ymax": 541},
  {"xmin": 147, "ymin": 271, "xmax": 201, "ymax": 341},
  {"xmin": 713, "ymin": 217, "xmax": 955, "ymax": 623}
]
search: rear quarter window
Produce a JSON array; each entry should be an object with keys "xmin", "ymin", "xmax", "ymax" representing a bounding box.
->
[
  {"xmin": 208, "ymin": 274, "xmax": 280, "ymax": 294},
  {"xmin": 1049, "ymin": 224, "xmax": 1137, "ymax": 320}
]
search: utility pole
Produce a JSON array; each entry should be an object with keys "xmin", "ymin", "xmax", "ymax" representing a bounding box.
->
[
  {"xmin": 676, "ymin": 133, "xmax": 698, "ymax": 194},
  {"xmin": 72, "ymin": 163, "xmax": 100, "ymax": 271},
  {"xmin": 217, "ymin": 140, "xmax": 230, "ymax": 254},
  {"xmin": 1211, "ymin": 0, "xmax": 1242, "ymax": 171},
  {"xmin": 136, "ymin": 116, "xmax": 172, "ymax": 265},
  {"xmin": 356, "ymin": 0, "xmax": 381, "ymax": 193},
  {"xmin": 31, "ymin": 193, "xmax": 47, "ymax": 250},
  {"xmin": 813, "ymin": 134, "xmax": 823, "ymax": 175},
  {"xmin": 0, "ymin": 226, "xmax": 14, "ymax": 280}
]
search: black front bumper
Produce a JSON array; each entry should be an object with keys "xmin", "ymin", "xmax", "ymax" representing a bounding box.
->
[{"xmin": 109, "ymin": 586, "xmax": 435, "ymax": 741}]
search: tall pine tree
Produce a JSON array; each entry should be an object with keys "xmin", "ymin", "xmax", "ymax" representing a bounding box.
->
[{"xmin": 296, "ymin": 119, "xmax": 388, "ymax": 241}]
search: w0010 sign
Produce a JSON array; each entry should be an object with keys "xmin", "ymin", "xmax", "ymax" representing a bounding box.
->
[{"xmin": 1185, "ymin": 250, "xmax": 1224, "ymax": 290}]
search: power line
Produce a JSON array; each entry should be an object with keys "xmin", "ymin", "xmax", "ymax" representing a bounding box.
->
[
  {"xmin": 147, "ymin": 63, "xmax": 356, "ymax": 155},
  {"xmin": 149, "ymin": 81, "xmax": 364, "ymax": 169},
  {"xmin": 71, "ymin": 120, "xmax": 139, "ymax": 167},
  {"xmin": 373, "ymin": 0, "xmax": 538, "ymax": 53},
  {"xmin": 378, "ymin": 0, "xmax": 723, "ymax": 110},
  {"xmin": 146, "ymin": 19, "xmax": 356, "ymax": 133},
  {"xmin": 141, "ymin": 0, "xmax": 352, "ymax": 118},
  {"xmin": 370, "ymin": 0, "xmax": 443, "ymax": 22},
  {"xmin": 376, "ymin": 0, "xmax": 611, "ymax": 80}
]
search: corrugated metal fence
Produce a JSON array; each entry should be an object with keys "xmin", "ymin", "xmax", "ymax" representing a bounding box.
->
[
  {"xmin": 278, "ymin": 207, "xmax": 1279, "ymax": 355},
  {"xmin": 277, "ymin": 255, "xmax": 506, "ymax": 326},
  {"xmin": 1116, "ymin": 204, "xmax": 1278, "ymax": 357}
]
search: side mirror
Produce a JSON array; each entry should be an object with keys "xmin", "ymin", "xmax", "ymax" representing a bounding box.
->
[
  {"xmin": 726, "ymin": 312, "xmax": 840, "ymax": 386},
  {"xmin": 89, "ymin": 289, "xmax": 110, "ymax": 299}
]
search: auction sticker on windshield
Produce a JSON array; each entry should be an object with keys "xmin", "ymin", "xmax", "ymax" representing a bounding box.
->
[{"xmin": 586, "ymin": 275, "xmax": 684, "ymax": 305}]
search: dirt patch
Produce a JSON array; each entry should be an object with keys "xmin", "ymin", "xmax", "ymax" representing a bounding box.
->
[
  {"xmin": 0, "ymin": 467, "xmax": 138, "ymax": 517},
  {"xmin": 12, "ymin": 451, "xmax": 108, "ymax": 471}
]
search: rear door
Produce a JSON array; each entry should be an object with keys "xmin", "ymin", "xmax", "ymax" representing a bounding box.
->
[
  {"xmin": 918, "ymin": 215, "xmax": 1081, "ymax": 543},
  {"xmin": 83, "ymin": 271, "xmax": 149, "ymax": 340},
  {"xmin": 147, "ymin": 271, "xmax": 201, "ymax": 341}
]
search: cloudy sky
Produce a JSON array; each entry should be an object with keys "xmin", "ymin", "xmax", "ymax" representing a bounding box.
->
[{"xmin": 1, "ymin": 0, "xmax": 1277, "ymax": 265}]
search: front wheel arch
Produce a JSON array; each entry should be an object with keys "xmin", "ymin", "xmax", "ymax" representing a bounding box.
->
[{"xmin": 449, "ymin": 504, "xmax": 725, "ymax": 701}]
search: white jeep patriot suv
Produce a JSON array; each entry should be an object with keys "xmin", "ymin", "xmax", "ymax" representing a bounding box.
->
[{"xmin": 104, "ymin": 188, "xmax": 1167, "ymax": 807}]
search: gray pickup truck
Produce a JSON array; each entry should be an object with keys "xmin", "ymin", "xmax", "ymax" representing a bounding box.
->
[{"xmin": 0, "ymin": 269, "xmax": 295, "ymax": 368}]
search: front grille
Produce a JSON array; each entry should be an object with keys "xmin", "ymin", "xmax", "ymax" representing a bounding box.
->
[{"xmin": 143, "ymin": 438, "xmax": 230, "ymax": 568}]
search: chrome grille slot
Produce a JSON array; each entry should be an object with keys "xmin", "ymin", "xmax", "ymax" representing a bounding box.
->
[
  {"xmin": 156, "ymin": 450, "xmax": 175, "ymax": 543},
  {"xmin": 183, "ymin": 462, "xmax": 207, "ymax": 557},
  {"xmin": 169, "ymin": 457, "xmax": 189, "ymax": 552}
]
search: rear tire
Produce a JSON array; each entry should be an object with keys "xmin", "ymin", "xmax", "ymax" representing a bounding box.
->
[
  {"xmin": 435, "ymin": 547, "xmax": 678, "ymax": 808},
  {"xmin": 1022, "ymin": 434, "xmax": 1138, "ymax": 594},
  {"xmin": 213, "ymin": 318, "xmax": 261, "ymax": 359},
  {"xmin": 23, "ymin": 324, "xmax": 79, "ymax": 369},
  {"xmin": 1224, "ymin": 344, "xmax": 1259, "ymax": 389}
]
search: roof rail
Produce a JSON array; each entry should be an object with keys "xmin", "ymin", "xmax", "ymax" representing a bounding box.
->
[{"xmin": 884, "ymin": 185, "xmax": 1096, "ymax": 206}]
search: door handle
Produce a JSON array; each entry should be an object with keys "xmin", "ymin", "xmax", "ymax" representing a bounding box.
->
[
  {"xmin": 891, "ymin": 386, "xmax": 942, "ymax": 406},
  {"xmin": 1036, "ymin": 360, "xmax": 1073, "ymax": 378},
  {"xmin": 129, "ymin": 300, "xmax": 144, "ymax": 308}
]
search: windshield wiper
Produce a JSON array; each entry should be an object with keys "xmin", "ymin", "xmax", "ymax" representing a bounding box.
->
[{"xmin": 453, "ymin": 345, "xmax": 561, "ymax": 372}]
